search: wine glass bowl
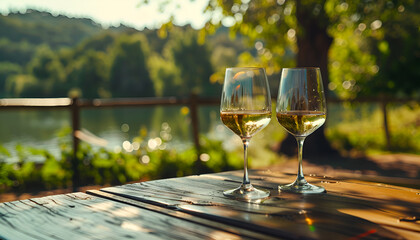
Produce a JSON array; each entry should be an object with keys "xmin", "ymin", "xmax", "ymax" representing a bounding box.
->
[
  {"xmin": 276, "ymin": 67, "xmax": 327, "ymax": 194},
  {"xmin": 220, "ymin": 67, "xmax": 272, "ymax": 200}
]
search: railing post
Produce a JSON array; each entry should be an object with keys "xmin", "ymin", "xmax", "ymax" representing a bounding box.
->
[
  {"xmin": 189, "ymin": 93, "xmax": 209, "ymax": 174},
  {"xmin": 381, "ymin": 99, "xmax": 391, "ymax": 149},
  {"xmin": 189, "ymin": 94, "xmax": 201, "ymax": 153},
  {"xmin": 71, "ymin": 97, "xmax": 80, "ymax": 191}
]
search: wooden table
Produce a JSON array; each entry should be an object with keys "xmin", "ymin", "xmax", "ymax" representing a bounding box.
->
[{"xmin": 1, "ymin": 169, "xmax": 419, "ymax": 239}]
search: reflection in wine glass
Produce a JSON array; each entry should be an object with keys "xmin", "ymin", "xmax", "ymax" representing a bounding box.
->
[
  {"xmin": 220, "ymin": 67, "xmax": 272, "ymax": 200},
  {"xmin": 276, "ymin": 67, "xmax": 327, "ymax": 194}
]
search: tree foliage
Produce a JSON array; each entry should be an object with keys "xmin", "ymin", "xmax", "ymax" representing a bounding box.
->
[
  {"xmin": 2, "ymin": 3, "xmax": 417, "ymax": 100},
  {"xmin": 0, "ymin": 10, "xmax": 103, "ymax": 49},
  {"xmin": 148, "ymin": 54, "xmax": 181, "ymax": 97},
  {"xmin": 163, "ymin": 28, "xmax": 218, "ymax": 96},
  {"xmin": 0, "ymin": 62, "xmax": 22, "ymax": 97},
  {"xmin": 327, "ymin": 0, "xmax": 420, "ymax": 98},
  {"xmin": 109, "ymin": 34, "xmax": 155, "ymax": 98},
  {"xmin": 163, "ymin": 0, "xmax": 420, "ymax": 156},
  {"xmin": 200, "ymin": 0, "xmax": 420, "ymax": 98},
  {"xmin": 69, "ymin": 50, "xmax": 110, "ymax": 98},
  {"xmin": 0, "ymin": 11, "xmax": 240, "ymax": 99}
]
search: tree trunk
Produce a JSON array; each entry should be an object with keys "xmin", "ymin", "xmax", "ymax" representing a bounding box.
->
[{"xmin": 279, "ymin": 0, "xmax": 338, "ymax": 157}]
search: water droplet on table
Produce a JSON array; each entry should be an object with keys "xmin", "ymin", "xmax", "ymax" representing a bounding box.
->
[{"xmin": 321, "ymin": 180, "xmax": 338, "ymax": 184}]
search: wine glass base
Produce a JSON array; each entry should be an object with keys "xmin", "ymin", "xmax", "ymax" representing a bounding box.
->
[
  {"xmin": 223, "ymin": 184, "xmax": 270, "ymax": 200},
  {"xmin": 279, "ymin": 181, "xmax": 326, "ymax": 194}
]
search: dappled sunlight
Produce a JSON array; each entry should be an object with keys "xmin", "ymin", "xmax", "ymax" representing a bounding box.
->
[
  {"xmin": 208, "ymin": 230, "xmax": 242, "ymax": 240},
  {"xmin": 121, "ymin": 221, "xmax": 153, "ymax": 233},
  {"xmin": 90, "ymin": 201, "xmax": 114, "ymax": 212},
  {"xmin": 111, "ymin": 206, "xmax": 140, "ymax": 218},
  {"xmin": 337, "ymin": 208, "xmax": 419, "ymax": 231}
]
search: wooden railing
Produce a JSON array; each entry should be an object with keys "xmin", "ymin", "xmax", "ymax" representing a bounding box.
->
[{"xmin": 0, "ymin": 95, "xmax": 417, "ymax": 189}]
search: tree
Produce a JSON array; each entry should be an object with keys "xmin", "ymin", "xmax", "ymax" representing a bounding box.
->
[
  {"xmin": 4, "ymin": 74, "xmax": 39, "ymax": 97},
  {"xmin": 144, "ymin": 0, "xmax": 419, "ymax": 156},
  {"xmin": 352, "ymin": 1, "xmax": 419, "ymax": 97},
  {"xmin": 327, "ymin": 1, "xmax": 420, "ymax": 99},
  {"xmin": 148, "ymin": 54, "xmax": 182, "ymax": 97},
  {"xmin": 0, "ymin": 38, "xmax": 36, "ymax": 66},
  {"xmin": 163, "ymin": 28, "xmax": 219, "ymax": 97},
  {"xmin": 67, "ymin": 50, "xmax": 110, "ymax": 98},
  {"xmin": 109, "ymin": 34, "xmax": 155, "ymax": 98},
  {"xmin": 207, "ymin": 27, "xmax": 249, "ymax": 72},
  {"xmin": 0, "ymin": 62, "xmax": 22, "ymax": 97},
  {"xmin": 24, "ymin": 45, "xmax": 66, "ymax": 97},
  {"xmin": 72, "ymin": 33, "xmax": 117, "ymax": 60}
]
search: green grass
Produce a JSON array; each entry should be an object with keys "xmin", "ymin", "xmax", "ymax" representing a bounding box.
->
[{"xmin": 325, "ymin": 102, "xmax": 420, "ymax": 155}]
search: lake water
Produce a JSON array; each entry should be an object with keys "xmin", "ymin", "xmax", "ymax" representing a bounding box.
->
[{"xmin": 0, "ymin": 105, "xmax": 231, "ymax": 163}]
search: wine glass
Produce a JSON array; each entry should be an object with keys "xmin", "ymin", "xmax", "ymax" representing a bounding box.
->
[
  {"xmin": 276, "ymin": 67, "xmax": 326, "ymax": 193},
  {"xmin": 220, "ymin": 67, "xmax": 272, "ymax": 200}
]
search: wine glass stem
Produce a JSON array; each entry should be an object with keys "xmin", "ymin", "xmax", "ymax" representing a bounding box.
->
[
  {"xmin": 296, "ymin": 137, "xmax": 306, "ymax": 183},
  {"xmin": 242, "ymin": 138, "xmax": 251, "ymax": 186}
]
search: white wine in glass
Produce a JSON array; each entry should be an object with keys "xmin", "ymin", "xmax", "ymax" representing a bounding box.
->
[
  {"xmin": 220, "ymin": 67, "xmax": 272, "ymax": 200},
  {"xmin": 276, "ymin": 67, "xmax": 327, "ymax": 194}
]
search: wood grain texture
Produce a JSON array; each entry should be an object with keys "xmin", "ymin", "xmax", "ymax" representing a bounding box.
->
[
  {"xmin": 100, "ymin": 170, "xmax": 420, "ymax": 240},
  {"xmin": 1, "ymin": 170, "xmax": 418, "ymax": 240},
  {"xmin": 87, "ymin": 190, "xmax": 278, "ymax": 240},
  {"xmin": 0, "ymin": 192, "xmax": 247, "ymax": 240}
]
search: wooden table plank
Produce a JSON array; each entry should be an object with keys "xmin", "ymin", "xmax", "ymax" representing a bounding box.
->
[
  {"xmin": 99, "ymin": 170, "xmax": 420, "ymax": 240},
  {"xmin": 0, "ymin": 192, "xmax": 251, "ymax": 240},
  {"xmin": 87, "ymin": 190, "xmax": 278, "ymax": 240}
]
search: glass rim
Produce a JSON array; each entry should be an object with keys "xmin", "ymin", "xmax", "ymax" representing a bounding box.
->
[
  {"xmin": 282, "ymin": 67, "xmax": 320, "ymax": 70},
  {"xmin": 226, "ymin": 67, "xmax": 265, "ymax": 70}
]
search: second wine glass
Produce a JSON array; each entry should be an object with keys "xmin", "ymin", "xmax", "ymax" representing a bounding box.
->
[
  {"xmin": 220, "ymin": 67, "xmax": 272, "ymax": 200},
  {"xmin": 276, "ymin": 67, "xmax": 327, "ymax": 193}
]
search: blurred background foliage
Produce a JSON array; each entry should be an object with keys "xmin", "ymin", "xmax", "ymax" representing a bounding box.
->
[
  {"xmin": 0, "ymin": 0, "xmax": 419, "ymax": 194},
  {"xmin": 1, "ymin": 1, "xmax": 418, "ymax": 99},
  {"xmin": 196, "ymin": 0, "xmax": 420, "ymax": 99},
  {"xmin": 0, "ymin": 10, "xmax": 233, "ymax": 99}
]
